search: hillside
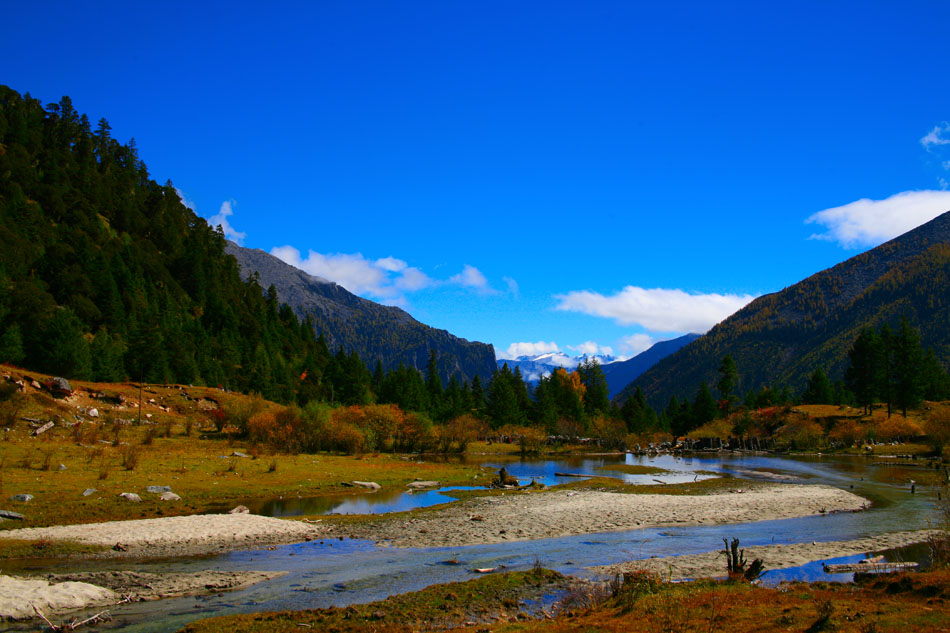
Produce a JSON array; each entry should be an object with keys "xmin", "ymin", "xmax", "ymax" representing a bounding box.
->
[
  {"xmin": 0, "ymin": 87, "xmax": 332, "ymax": 401},
  {"xmin": 620, "ymin": 210, "xmax": 950, "ymax": 408},
  {"xmin": 226, "ymin": 243, "xmax": 496, "ymax": 384},
  {"xmin": 601, "ymin": 333, "xmax": 700, "ymax": 398}
]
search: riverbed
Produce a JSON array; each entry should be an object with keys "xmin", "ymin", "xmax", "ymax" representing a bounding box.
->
[{"xmin": 3, "ymin": 453, "xmax": 940, "ymax": 632}]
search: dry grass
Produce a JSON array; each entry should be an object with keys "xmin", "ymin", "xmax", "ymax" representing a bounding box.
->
[{"xmin": 0, "ymin": 364, "xmax": 491, "ymax": 534}]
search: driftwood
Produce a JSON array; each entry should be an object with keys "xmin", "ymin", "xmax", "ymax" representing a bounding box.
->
[
  {"xmin": 553, "ymin": 472, "xmax": 589, "ymax": 478},
  {"xmin": 824, "ymin": 561, "xmax": 918, "ymax": 573},
  {"xmin": 31, "ymin": 421, "xmax": 55, "ymax": 436}
]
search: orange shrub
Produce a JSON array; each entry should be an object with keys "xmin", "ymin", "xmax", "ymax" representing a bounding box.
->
[
  {"xmin": 828, "ymin": 418, "xmax": 866, "ymax": 447},
  {"xmin": 925, "ymin": 404, "xmax": 950, "ymax": 453},
  {"xmin": 777, "ymin": 417, "xmax": 823, "ymax": 449},
  {"xmin": 873, "ymin": 416, "xmax": 924, "ymax": 442},
  {"xmin": 687, "ymin": 418, "xmax": 734, "ymax": 440}
]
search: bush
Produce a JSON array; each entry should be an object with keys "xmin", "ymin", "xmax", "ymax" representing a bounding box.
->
[
  {"xmin": 924, "ymin": 405, "xmax": 950, "ymax": 454},
  {"xmin": 394, "ymin": 412, "xmax": 435, "ymax": 452},
  {"xmin": 873, "ymin": 416, "xmax": 923, "ymax": 443},
  {"xmin": 828, "ymin": 418, "xmax": 866, "ymax": 447},
  {"xmin": 777, "ymin": 417, "xmax": 823, "ymax": 450}
]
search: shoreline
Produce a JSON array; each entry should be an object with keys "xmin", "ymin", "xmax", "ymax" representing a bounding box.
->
[
  {"xmin": 324, "ymin": 483, "xmax": 870, "ymax": 548},
  {"xmin": 591, "ymin": 530, "xmax": 938, "ymax": 580},
  {"xmin": 0, "ymin": 513, "xmax": 323, "ymax": 559}
]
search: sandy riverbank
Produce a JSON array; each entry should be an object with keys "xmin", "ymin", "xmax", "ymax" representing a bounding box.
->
[
  {"xmin": 327, "ymin": 484, "xmax": 869, "ymax": 548},
  {"xmin": 0, "ymin": 570, "xmax": 286, "ymax": 621},
  {"xmin": 0, "ymin": 513, "xmax": 323, "ymax": 558},
  {"xmin": 591, "ymin": 530, "xmax": 937, "ymax": 580}
]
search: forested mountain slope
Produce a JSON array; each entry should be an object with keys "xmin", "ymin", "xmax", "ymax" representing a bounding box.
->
[
  {"xmin": 225, "ymin": 243, "xmax": 496, "ymax": 384},
  {"xmin": 620, "ymin": 211, "xmax": 950, "ymax": 408},
  {"xmin": 601, "ymin": 333, "xmax": 700, "ymax": 398},
  {"xmin": 0, "ymin": 86, "xmax": 336, "ymax": 400}
]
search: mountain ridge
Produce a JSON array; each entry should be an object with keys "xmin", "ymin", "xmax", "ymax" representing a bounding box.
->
[
  {"xmin": 620, "ymin": 210, "xmax": 950, "ymax": 408},
  {"xmin": 225, "ymin": 242, "xmax": 497, "ymax": 385}
]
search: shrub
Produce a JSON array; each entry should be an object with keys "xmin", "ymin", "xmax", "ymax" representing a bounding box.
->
[
  {"xmin": 777, "ymin": 417, "xmax": 823, "ymax": 450},
  {"xmin": 873, "ymin": 416, "xmax": 923, "ymax": 443},
  {"xmin": 828, "ymin": 418, "xmax": 866, "ymax": 447},
  {"xmin": 394, "ymin": 412, "xmax": 435, "ymax": 452},
  {"xmin": 121, "ymin": 445, "xmax": 139, "ymax": 470},
  {"xmin": 924, "ymin": 405, "xmax": 950, "ymax": 454}
]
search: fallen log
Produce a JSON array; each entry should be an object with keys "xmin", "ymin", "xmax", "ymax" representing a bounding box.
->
[{"xmin": 554, "ymin": 472, "xmax": 589, "ymax": 478}]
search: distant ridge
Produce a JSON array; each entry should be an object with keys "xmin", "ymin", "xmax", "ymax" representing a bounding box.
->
[
  {"xmin": 601, "ymin": 334, "xmax": 700, "ymax": 399},
  {"xmin": 620, "ymin": 210, "xmax": 950, "ymax": 408},
  {"xmin": 226, "ymin": 243, "xmax": 497, "ymax": 384}
]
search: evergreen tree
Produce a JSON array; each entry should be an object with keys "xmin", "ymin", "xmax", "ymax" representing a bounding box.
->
[
  {"xmin": 845, "ymin": 328, "xmax": 882, "ymax": 415},
  {"xmin": 486, "ymin": 365, "xmax": 526, "ymax": 428},
  {"xmin": 801, "ymin": 368, "xmax": 834, "ymax": 405},
  {"xmin": 716, "ymin": 355, "xmax": 738, "ymax": 412},
  {"xmin": 424, "ymin": 349, "xmax": 443, "ymax": 416},
  {"xmin": 577, "ymin": 358, "xmax": 610, "ymax": 416},
  {"xmin": 690, "ymin": 381, "xmax": 717, "ymax": 431},
  {"xmin": 0, "ymin": 323, "xmax": 25, "ymax": 365},
  {"xmin": 892, "ymin": 318, "xmax": 924, "ymax": 417}
]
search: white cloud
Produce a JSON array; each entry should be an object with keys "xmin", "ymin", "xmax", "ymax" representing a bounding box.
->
[
  {"xmin": 450, "ymin": 264, "xmax": 497, "ymax": 294},
  {"xmin": 503, "ymin": 276, "xmax": 519, "ymax": 297},
  {"xmin": 207, "ymin": 200, "xmax": 247, "ymax": 245},
  {"xmin": 498, "ymin": 341, "xmax": 560, "ymax": 359},
  {"xmin": 395, "ymin": 266, "xmax": 433, "ymax": 291},
  {"xmin": 555, "ymin": 286, "xmax": 754, "ymax": 333},
  {"xmin": 619, "ymin": 334, "xmax": 656, "ymax": 355},
  {"xmin": 271, "ymin": 246, "xmax": 391, "ymax": 296},
  {"xmin": 921, "ymin": 122, "xmax": 950, "ymax": 149},
  {"xmin": 174, "ymin": 187, "xmax": 196, "ymax": 211},
  {"xmin": 568, "ymin": 341, "xmax": 615, "ymax": 357},
  {"xmin": 805, "ymin": 190, "xmax": 950, "ymax": 249},
  {"xmin": 375, "ymin": 257, "xmax": 407, "ymax": 272}
]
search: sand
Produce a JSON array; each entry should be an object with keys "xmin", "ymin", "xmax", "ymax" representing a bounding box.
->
[
  {"xmin": 328, "ymin": 484, "xmax": 869, "ymax": 548},
  {"xmin": 0, "ymin": 575, "xmax": 116, "ymax": 620},
  {"xmin": 0, "ymin": 570, "xmax": 286, "ymax": 621},
  {"xmin": 0, "ymin": 513, "xmax": 323, "ymax": 558},
  {"xmin": 591, "ymin": 530, "xmax": 938, "ymax": 580}
]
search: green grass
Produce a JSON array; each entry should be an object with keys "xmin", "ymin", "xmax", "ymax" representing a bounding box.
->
[
  {"xmin": 0, "ymin": 537, "xmax": 108, "ymax": 559},
  {"xmin": 179, "ymin": 569, "xmax": 568, "ymax": 633}
]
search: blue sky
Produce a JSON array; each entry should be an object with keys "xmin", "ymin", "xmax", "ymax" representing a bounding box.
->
[{"xmin": 5, "ymin": 1, "xmax": 950, "ymax": 359}]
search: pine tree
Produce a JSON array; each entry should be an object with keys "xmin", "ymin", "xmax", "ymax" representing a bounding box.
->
[
  {"xmin": 892, "ymin": 318, "xmax": 923, "ymax": 417},
  {"xmin": 846, "ymin": 328, "xmax": 882, "ymax": 415},
  {"xmin": 802, "ymin": 368, "xmax": 834, "ymax": 404},
  {"xmin": 717, "ymin": 355, "xmax": 738, "ymax": 412}
]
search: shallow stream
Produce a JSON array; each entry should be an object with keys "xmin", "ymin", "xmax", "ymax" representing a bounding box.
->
[{"xmin": 7, "ymin": 453, "xmax": 941, "ymax": 632}]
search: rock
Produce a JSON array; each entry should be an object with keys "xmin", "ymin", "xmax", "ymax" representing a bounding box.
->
[
  {"xmin": 0, "ymin": 509, "xmax": 25, "ymax": 520},
  {"xmin": 51, "ymin": 376, "xmax": 73, "ymax": 396},
  {"xmin": 88, "ymin": 407, "xmax": 100, "ymax": 418},
  {"xmin": 407, "ymin": 481, "xmax": 440, "ymax": 489},
  {"xmin": 146, "ymin": 485, "xmax": 172, "ymax": 493},
  {"xmin": 118, "ymin": 492, "xmax": 142, "ymax": 503},
  {"xmin": 58, "ymin": 463, "xmax": 67, "ymax": 471},
  {"xmin": 31, "ymin": 380, "xmax": 42, "ymax": 389},
  {"xmin": 351, "ymin": 481, "xmax": 381, "ymax": 490},
  {"xmin": 230, "ymin": 451, "xmax": 250, "ymax": 458},
  {"xmin": 82, "ymin": 488, "xmax": 98, "ymax": 496},
  {"xmin": 159, "ymin": 491, "xmax": 181, "ymax": 501},
  {"xmin": 229, "ymin": 505, "xmax": 250, "ymax": 514},
  {"xmin": 10, "ymin": 494, "xmax": 33, "ymax": 502}
]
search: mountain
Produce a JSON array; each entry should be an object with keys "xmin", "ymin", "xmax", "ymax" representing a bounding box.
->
[
  {"xmin": 600, "ymin": 334, "xmax": 701, "ymax": 399},
  {"xmin": 0, "ymin": 87, "xmax": 329, "ymax": 401},
  {"xmin": 497, "ymin": 352, "xmax": 619, "ymax": 383},
  {"xmin": 226, "ymin": 243, "xmax": 496, "ymax": 385},
  {"xmin": 619, "ymin": 210, "xmax": 950, "ymax": 408}
]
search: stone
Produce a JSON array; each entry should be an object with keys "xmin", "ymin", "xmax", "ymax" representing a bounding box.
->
[
  {"xmin": 88, "ymin": 408, "xmax": 100, "ymax": 418},
  {"xmin": 58, "ymin": 464, "xmax": 67, "ymax": 471},
  {"xmin": 31, "ymin": 380, "xmax": 42, "ymax": 389},
  {"xmin": 10, "ymin": 494, "xmax": 33, "ymax": 502},
  {"xmin": 230, "ymin": 451, "xmax": 250, "ymax": 458},
  {"xmin": 146, "ymin": 485, "xmax": 172, "ymax": 494},
  {"xmin": 82, "ymin": 488, "xmax": 97, "ymax": 496},
  {"xmin": 229, "ymin": 505, "xmax": 250, "ymax": 514},
  {"xmin": 31, "ymin": 421, "xmax": 54, "ymax": 436},
  {"xmin": 351, "ymin": 481, "xmax": 381, "ymax": 490},
  {"xmin": 0, "ymin": 509, "xmax": 25, "ymax": 520},
  {"xmin": 159, "ymin": 491, "xmax": 181, "ymax": 501},
  {"xmin": 51, "ymin": 376, "xmax": 72, "ymax": 395},
  {"xmin": 118, "ymin": 492, "xmax": 142, "ymax": 503},
  {"xmin": 407, "ymin": 481, "xmax": 440, "ymax": 490}
]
